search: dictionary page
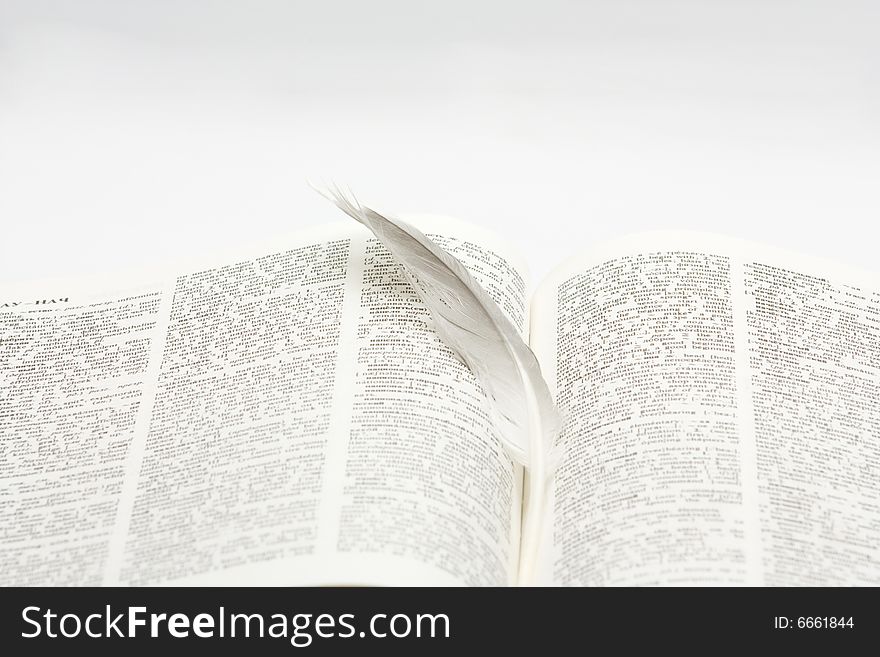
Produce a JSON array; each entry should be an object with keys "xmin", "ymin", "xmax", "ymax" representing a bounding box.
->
[
  {"xmin": 0, "ymin": 216, "xmax": 529, "ymax": 587},
  {"xmin": 529, "ymin": 232, "xmax": 880, "ymax": 586}
]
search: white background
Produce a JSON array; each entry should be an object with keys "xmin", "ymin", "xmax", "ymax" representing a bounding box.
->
[{"xmin": 1, "ymin": 1, "xmax": 878, "ymax": 286}]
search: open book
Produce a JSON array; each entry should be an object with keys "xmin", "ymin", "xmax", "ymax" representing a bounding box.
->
[{"xmin": 2, "ymin": 215, "xmax": 878, "ymax": 586}]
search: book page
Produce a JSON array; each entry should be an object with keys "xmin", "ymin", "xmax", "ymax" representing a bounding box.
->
[
  {"xmin": 1, "ymin": 216, "xmax": 530, "ymax": 586},
  {"xmin": 530, "ymin": 232, "xmax": 880, "ymax": 585}
]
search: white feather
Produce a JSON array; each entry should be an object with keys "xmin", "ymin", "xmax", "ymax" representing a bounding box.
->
[{"xmin": 315, "ymin": 184, "xmax": 561, "ymax": 584}]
